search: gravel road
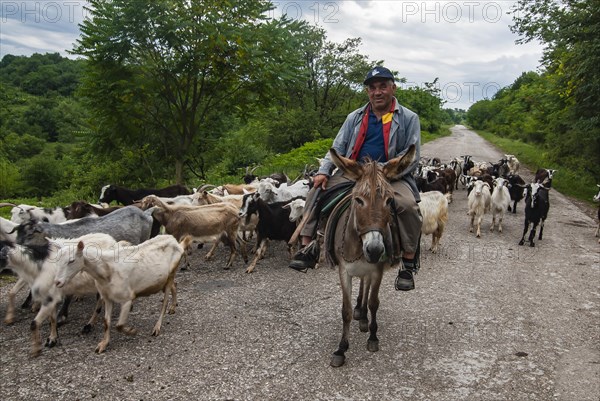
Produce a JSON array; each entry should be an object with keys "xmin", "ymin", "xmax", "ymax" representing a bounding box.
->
[{"xmin": 1, "ymin": 125, "xmax": 598, "ymax": 401}]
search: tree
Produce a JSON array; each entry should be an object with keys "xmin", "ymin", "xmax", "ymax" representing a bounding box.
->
[
  {"xmin": 511, "ymin": 0, "xmax": 599, "ymax": 166},
  {"xmin": 74, "ymin": 0, "xmax": 312, "ymax": 184},
  {"xmin": 266, "ymin": 28, "xmax": 375, "ymax": 151}
]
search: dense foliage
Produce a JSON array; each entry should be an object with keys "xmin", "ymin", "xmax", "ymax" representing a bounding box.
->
[
  {"xmin": 1, "ymin": 1, "xmax": 455, "ymax": 203},
  {"xmin": 467, "ymin": 0, "xmax": 600, "ymax": 181}
]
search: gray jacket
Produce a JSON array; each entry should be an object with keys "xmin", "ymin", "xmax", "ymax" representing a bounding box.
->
[{"xmin": 318, "ymin": 98, "xmax": 421, "ymax": 200}]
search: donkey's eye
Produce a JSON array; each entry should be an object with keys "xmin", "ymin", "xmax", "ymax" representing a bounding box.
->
[
  {"xmin": 68, "ymin": 259, "xmax": 75, "ymax": 265},
  {"xmin": 385, "ymin": 198, "xmax": 393, "ymax": 206},
  {"xmin": 354, "ymin": 197, "xmax": 365, "ymax": 206}
]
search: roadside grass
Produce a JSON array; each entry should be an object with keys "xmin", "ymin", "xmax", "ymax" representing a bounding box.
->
[
  {"xmin": 474, "ymin": 129, "xmax": 597, "ymax": 205},
  {"xmin": 422, "ymin": 125, "xmax": 452, "ymax": 144},
  {"xmin": 0, "ymin": 125, "xmax": 468, "ymax": 219}
]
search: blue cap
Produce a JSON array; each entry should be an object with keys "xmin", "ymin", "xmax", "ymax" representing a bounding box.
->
[{"xmin": 364, "ymin": 66, "xmax": 395, "ymax": 85}]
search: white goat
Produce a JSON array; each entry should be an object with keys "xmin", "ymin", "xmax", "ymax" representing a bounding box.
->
[
  {"xmin": 10, "ymin": 204, "xmax": 68, "ymax": 224},
  {"xmin": 505, "ymin": 154, "xmax": 520, "ymax": 175},
  {"xmin": 283, "ymin": 198, "xmax": 306, "ymax": 223},
  {"xmin": 54, "ymin": 234, "xmax": 192, "ymax": 354},
  {"xmin": 0, "ymin": 233, "xmax": 117, "ymax": 356},
  {"xmin": 257, "ymin": 180, "xmax": 292, "ymax": 203},
  {"xmin": 0, "ymin": 216, "xmax": 18, "ymax": 242},
  {"xmin": 467, "ymin": 180, "xmax": 491, "ymax": 238},
  {"xmin": 490, "ymin": 177, "xmax": 511, "ymax": 233},
  {"xmin": 418, "ymin": 191, "xmax": 449, "ymax": 253}
]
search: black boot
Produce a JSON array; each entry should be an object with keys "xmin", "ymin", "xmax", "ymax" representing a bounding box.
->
[
  {"xmin": 289, "ymin": 240, "xmax": 319, "ymax": 273},
  {"xmin": 395, "ymin": 258, "xmax": 416, "ymax": 291}
]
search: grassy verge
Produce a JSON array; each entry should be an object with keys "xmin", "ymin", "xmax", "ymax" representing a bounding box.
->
[
  {"xmin": 422, "ymin": 125, "xmax": 453, "ymax": 145},
  {"xmin": 473, "ymin": 129, "xmax": 598, "ymax": 206}
]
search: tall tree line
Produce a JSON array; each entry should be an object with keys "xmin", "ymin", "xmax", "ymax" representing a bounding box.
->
[
  {"xmin": 467, "ymin": 0, "xmax": 600, "ymax": 174},
  {"xmin": 1, "ymin": 0, "xmax": 452, "ymax": 200}
]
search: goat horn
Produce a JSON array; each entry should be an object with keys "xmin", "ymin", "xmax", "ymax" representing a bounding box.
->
[
  {"xmin": 250, "ymin": 165, "xmax": 260, "ymax": 174},
  {"xmin": 198, "ymin": 184, "xmax": 216, "ymax": 192},
  {"xmin": 0, "ymin": 202, "xmax": 17, "ymax": 208}
]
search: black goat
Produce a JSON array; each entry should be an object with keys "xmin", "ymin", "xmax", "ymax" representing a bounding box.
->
[
  {"xmin": 506, "ymin": 173, "xmax": 526, "ymax": 213},
  {"xmin": 99, "ymin": 184, "xmax": 191, "ymax": 205},
  {"xmin": 238, "ymin": 192, "xmax": 297, "ymax": 273},
  {"xmin": 518, "ymin": 183, "xmax": 550, "ymax": 247}
]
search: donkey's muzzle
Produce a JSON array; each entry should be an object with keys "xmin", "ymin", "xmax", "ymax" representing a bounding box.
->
[{"xmin": 362, "ymin": 231, "xmax": 385, "ymax": 263}]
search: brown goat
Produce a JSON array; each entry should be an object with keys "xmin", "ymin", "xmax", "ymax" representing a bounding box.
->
[{"xmin": 141, "ymin": 195, "xmax": 245, "ymax": 268}]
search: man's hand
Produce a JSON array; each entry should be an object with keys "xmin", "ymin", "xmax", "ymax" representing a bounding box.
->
[{"xmin": 313, "ymin": 174, "xmax": 329, "ymax": 190}]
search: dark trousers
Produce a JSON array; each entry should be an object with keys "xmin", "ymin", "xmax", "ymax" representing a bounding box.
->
[{"xmin": 300, "ymin": 171, "xmax": 422, "ymax": 254}]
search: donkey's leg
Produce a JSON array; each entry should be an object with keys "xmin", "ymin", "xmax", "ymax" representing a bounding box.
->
[
  {"xmin": 367, "ymin": 273, "xmax": 382, "ymax": 352},
  {"xmin": 331, "ymin": 270, "xmax": 352, "ymax": 368},
  {"xmin": 353, "ymin": 279, "xmax": 364, "ymax": 320},
  {"xmin": 358, "ymin": 277, "xmax": 370, "ymax": 333}
]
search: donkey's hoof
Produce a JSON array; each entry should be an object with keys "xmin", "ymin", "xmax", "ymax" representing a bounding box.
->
[
  {"xmin": 353, "ymin": 308, "xmax": 361, "ymax": 320},
  {"xmin": 359, "ymin": 320, "xmax": 369, "ymax": 333},
  {"xmin": 45, "ymin": 338, "xmax": 59, "ymax": 348},
  {"xmin": 367, "ymin": 339, "xmax": 379, "ymax": 352},
  {"xmin": 330, "ymin": 354, "xmax": 346, "ymax": 367}
]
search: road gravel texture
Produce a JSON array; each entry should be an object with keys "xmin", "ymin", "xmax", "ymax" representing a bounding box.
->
[{"xmin": 1, "ymin": 125, "xmax": 598, "ymax": 401}]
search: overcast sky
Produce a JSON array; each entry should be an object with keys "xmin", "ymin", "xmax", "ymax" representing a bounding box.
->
[{"xmin": 0, "ymin": 1, "xmax": 543, "ymax": 110}]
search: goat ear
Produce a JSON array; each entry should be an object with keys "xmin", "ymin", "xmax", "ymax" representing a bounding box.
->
[
  {"xmin": 77, "ymin": 241, "xmax": 85, "ymax": 252},
  {"xmin": 329, "ymin": 148, "xmax": 362, "ymax": 180},
  {"xmin": 383, "ymin": 144, "xmax": 417, "ymax": 180}
]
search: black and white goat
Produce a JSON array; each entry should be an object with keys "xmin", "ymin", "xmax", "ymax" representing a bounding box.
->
[
  {"xmin": 0, "ymin": 233, "xmax": 118, "ymax": 356},
  {"xmin": 518, "ymin": 183, "xmax": 550, "ymax": 247},
  {"xmin": 534, "ymin": 169, "xmax": 557, "ymax": 188}
]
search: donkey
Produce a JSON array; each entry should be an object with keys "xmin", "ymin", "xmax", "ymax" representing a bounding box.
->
[{"xmin": 325, "ymin": 144, "xmax": 417, "ymax": 367}]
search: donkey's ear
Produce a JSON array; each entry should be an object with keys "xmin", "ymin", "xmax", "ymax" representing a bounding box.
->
[
  {"xmin": 383, "ymin": 144, "xmax": 417, "ymax": 179},
  {"xmin": 329, "ymin": 148, "xmax": 362, "ymax": 180}
]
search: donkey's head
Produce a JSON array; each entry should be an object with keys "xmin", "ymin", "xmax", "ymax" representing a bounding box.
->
[{"xmin": 329, "ymin": 145, "xmax": 416, "ymax": 263}]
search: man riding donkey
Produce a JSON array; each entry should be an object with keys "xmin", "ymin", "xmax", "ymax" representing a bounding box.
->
[{"xmin": 289, "ymin": 66, "xmax": 423, "ymax": 291}]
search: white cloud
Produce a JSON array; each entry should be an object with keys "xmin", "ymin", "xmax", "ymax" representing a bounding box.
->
[
  {"xmin": 0, "ymin": 0, "xmax": 544, "ymax": 110},
  {"xmin": 301, "ymin": 0, "xmax": 544, "ymax": 109}
]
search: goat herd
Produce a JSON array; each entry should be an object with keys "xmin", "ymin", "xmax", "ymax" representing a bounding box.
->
[{"xmin": 0, "ymin": 155, "xmax": 598, "ymax": 359}]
